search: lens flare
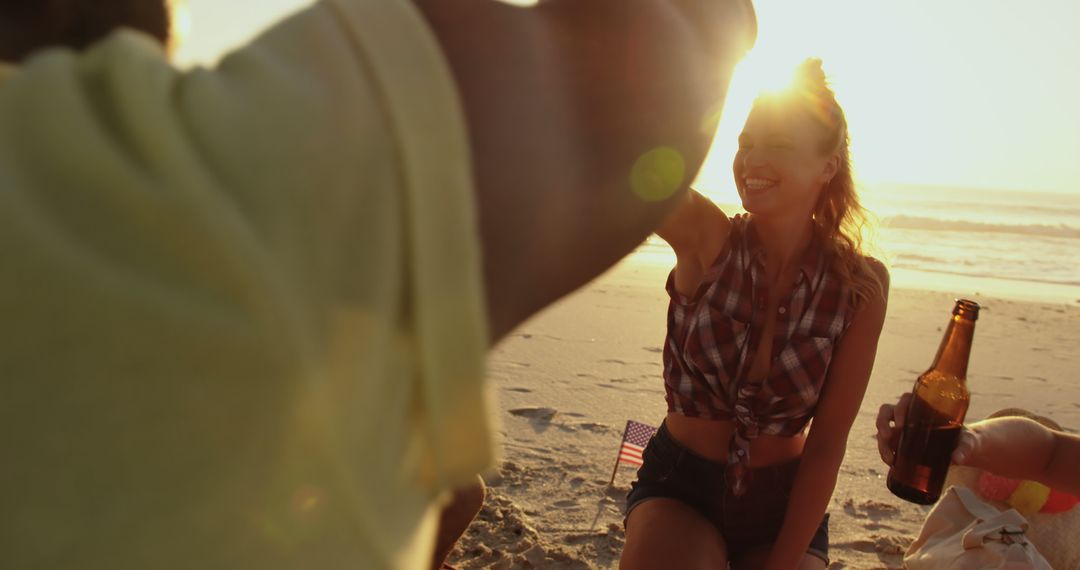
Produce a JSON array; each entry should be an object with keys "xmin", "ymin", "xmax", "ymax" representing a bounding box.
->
[{"xmin": 631, "ymin": 147, "xmax": 686, "ymax": 202}]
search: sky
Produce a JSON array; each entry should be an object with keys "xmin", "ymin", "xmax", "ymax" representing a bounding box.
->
[{"xmin": 175, "ymin": 0, "xmax": 1080, "ymax": 200}]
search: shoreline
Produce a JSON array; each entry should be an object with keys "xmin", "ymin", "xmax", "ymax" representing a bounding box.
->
[
  {"xmin": 634, "ymin": 247, "xmax": 1080, "ymax": 306},
  {"xmin": 887, "ymin": 266, "xmax": 1080, "ymax": 306}
]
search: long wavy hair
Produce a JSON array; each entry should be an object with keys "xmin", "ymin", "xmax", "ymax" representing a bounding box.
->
[
  {"xmin": 763, "ymin": 58, "xmax": 886, "ymax": 305},
  {"xmin": 0, "ymin": 0, "xmax": 171, "ymax": 62}
]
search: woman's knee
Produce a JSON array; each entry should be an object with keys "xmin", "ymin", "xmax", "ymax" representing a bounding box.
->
[{"xmin": 620, "ymin": 498, "xmax": 727, "ymax": 570}]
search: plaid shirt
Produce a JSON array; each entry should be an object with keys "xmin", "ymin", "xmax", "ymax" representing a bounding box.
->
[{"xmin": 662, "ymin": 215, "xmax": 856, "ymax": 495}]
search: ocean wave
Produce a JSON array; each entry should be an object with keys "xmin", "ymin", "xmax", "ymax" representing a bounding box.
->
[
  {"xmin": 881, "ymin": 215, "xmax": 1080, "ymax": 239},
  {"xmin": 890, "ymin": 263, "xmax": 1080, "ymax": 287},
  {"xmin": 868, "ymin": 199, "xmax": 1080, "ymax": 219}
]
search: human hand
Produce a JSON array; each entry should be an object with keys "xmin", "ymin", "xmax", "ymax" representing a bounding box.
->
[
  {"xmin": 949, "ymin": 416, "xmax": 1055, "ymax": 473},
  {"xmin": 875, "ymin": 392, "xmax": 911, "ymax": 466},
  {"xmin": 950, "ymin": 425, "xmax": 980, "ymax": 466},
  {"xmin": 877, "ymin": 398, "xmax": 1028, "ymax": 471}
]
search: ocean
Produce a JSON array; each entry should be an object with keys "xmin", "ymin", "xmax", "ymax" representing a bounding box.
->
[{"xmin": 634, "ymin": 183, "xmax": 1080, "ymax": 304}]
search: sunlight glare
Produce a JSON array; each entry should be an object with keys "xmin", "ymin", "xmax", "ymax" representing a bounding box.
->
[
  {"xmin": 693, "ymin": 49, "xmax": 815, "ymax": 207},
  {"xmin": 170, "ymin": 0, "xmax": 193, "ymax": 55}
]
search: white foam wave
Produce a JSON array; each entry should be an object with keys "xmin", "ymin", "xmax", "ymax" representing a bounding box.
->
[
  {"xmin": 882, "ymin": 215, "xmax": 1080, "ymax": 239},
  {"xmin": 889, "ymin": 263, "xmax": 1080, "ymax": 287}
]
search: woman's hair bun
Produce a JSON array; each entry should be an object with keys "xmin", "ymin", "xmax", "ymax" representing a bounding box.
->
[{"xmin": 793, "ymin": 57, "xmax": 829, "ymax": 92}]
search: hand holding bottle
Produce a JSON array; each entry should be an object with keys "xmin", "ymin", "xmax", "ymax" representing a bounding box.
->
[
  {"xmin": 878, "ymin": 396, "xmax": 1080, "ymax": 497},
  {"xmin": 885, "ymin": 300, "xmax": 978, "ymax": 504}
]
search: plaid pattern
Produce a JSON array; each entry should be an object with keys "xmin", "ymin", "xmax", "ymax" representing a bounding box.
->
[{"xmin": 661, "ymin": 215, "xmax": 855, "ymax": 495}]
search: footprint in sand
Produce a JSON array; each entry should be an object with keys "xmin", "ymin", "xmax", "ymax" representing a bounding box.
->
[
  {"xmin": 641, "ymin": 346, "xmax": 663, "ymax": 354},
  {"xmin": 509, "ymin": 407, "xmax": 558, "ymax": 422},
  {"xmin": 505, "ymin": 387, "xmax": 533, "ymax": 393},
  {"xmin": 841, "ymin": 535, "xmax": 909, "ymax": 556},
  {"xmin": 871, "ymin": 535, "xmax": 910, "ymax": 556},
  {"xmin": 573, "ymin": 422, "xmax": 613, "ymax": 434},
  {"xmin": 845, "ymin": 539, "xmax": 878, "ymax": 554},
  {"xmin": 553, "ymin": 499, "xmax": 579, "ymax": 509},
  {"xmin": 842, "ymin": 498, "xmax": 902, "ymax": 522},
  {"xmin": 603, "ymin": 359, "xmax": 628, "ymax": 365}
]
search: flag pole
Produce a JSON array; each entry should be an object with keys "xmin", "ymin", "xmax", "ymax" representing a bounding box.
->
[{"xmin": 608, "ymin": 420, "xmax": 631, "ymax": 487}]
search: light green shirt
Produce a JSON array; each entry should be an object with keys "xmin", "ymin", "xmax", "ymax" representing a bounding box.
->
[{"xmin": 0, "ymin": 0, "xmax": 493, "ymax": 567}]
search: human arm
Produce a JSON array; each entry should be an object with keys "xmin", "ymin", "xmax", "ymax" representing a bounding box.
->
[
  {"xmin": 877, "ymin": 402, "xmax": 1080, "ymax": 496},
  {"xmin": 767, "ymin": 263, "xmax": 890, "ymax": 570},
  {"xmin": 956, "ymin": 418, "xmax": 1080, "ymax": 496},
  {"xmin": 0, "ymin": 1, "xmax": 755, "ymax": 564},
  {"xmin": 415, "ymin": 0, "xmax": 756, "ymax": 341},
  {"xmin": 654, "ymin": 188, "xmax": 732, "ymax": 297}
]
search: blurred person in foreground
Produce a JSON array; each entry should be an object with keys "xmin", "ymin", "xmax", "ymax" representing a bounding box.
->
[
  {"xmin": 877, "ymin": 394, "xmax": 1080, "ymax": 497},
  {"xmin": 0, "ymin": 0, "xmax": 757, "ymax": 567},
  {"xmin": 620, "ymin": 60, "xmax": 890, "ymax": 570}
]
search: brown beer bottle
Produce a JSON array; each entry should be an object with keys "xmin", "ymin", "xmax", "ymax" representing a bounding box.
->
[{"xmin": 887, "ymin": 299, "xmax": 979, "ymax": 504}]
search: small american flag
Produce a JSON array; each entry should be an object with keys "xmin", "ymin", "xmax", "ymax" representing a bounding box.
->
[{"xmin": 617, "ymin": 420, "xmax": 658, "ymax": 467}]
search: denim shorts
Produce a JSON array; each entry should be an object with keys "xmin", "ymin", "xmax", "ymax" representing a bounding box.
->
[{"xmin": 625, "ymin": 422, "xmax": 829, "ymax": 564}]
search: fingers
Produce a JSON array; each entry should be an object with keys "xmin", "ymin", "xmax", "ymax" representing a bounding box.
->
[
  {"xmin": 876, "ymin": 433, "xmax": 895, "ymax": 466},
  {"xmin": 876, "ymin": 404, "xmax": 897, "ymax": 465},
  {"xmin": 952, "ymin": 428, "xmax": 976, "ymax": 466},
  {"xmin": 875, "ymin": 393, "xmax": 913, "ymax": 466},
  {"xmin": 894, "ymin": 392, "xmax": 912, "ymax": 427},
  {"xmin": 875, "ymin": 403, "xmax": 896, "ymax": 433}
]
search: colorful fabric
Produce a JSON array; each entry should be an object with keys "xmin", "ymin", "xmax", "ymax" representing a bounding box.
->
[{"xmin": 662, "ymin": 214, "xmax": 855, "ymax": 494}]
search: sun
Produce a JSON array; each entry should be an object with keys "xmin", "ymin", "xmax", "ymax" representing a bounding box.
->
[{"xmin": 693, "ymin": 51, "xmax": 815, "ymax": 206}]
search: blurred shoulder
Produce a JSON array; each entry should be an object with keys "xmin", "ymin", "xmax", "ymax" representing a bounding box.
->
[
  {"xmin": 864, "ymin": 255, "xmax": 890, "ymax": 286},
  {"xmin": 856, "ymin": 255, "xmax": 890, "ymax": 318}
]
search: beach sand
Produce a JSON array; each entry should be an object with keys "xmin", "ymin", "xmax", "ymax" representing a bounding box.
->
[{"xmin": 447, "ymin": 255, "xmax": 1080, "ymax": 569}]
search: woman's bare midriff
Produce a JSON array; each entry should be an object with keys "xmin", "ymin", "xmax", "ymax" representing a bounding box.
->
[{"xmin": 665, "ymin": 413, "xmax": 806, "ymax": 468}]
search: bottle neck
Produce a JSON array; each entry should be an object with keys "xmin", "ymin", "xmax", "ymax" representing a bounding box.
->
[{"xmin": 930, "ymin": 314, "xmax": 975, "ymax": 380}]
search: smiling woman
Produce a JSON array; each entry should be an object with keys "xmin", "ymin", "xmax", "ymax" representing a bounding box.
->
[{"xmin": 621, "ymin": 59, "xmax": 889, "ymax": 570}]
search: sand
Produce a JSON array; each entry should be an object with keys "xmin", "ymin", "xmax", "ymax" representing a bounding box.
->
[{"xmin": 447, "ymin": 254, "xmax": 1080, "ymax": 569}]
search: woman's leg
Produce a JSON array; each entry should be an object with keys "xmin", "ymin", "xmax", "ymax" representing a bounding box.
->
[
  {"xmin": 620, "ymin": 498, "xmax": 728, "ymax": 570},
  {"xmin": 430, "ymin": 476, "xmax": 486, "ymax": 570},
  {"xmin": 730, "ymin": 548, "xmax": 826, "ymax": 570}
]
